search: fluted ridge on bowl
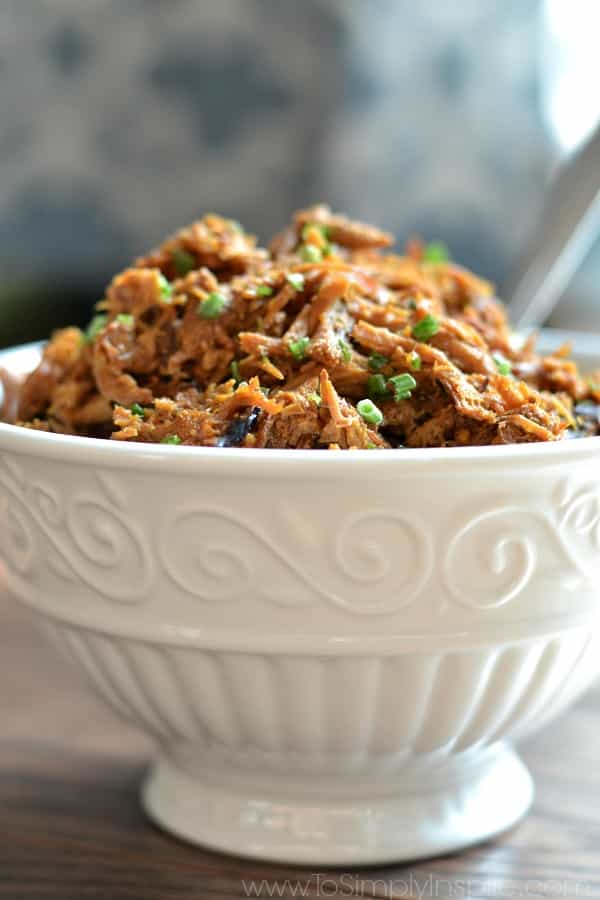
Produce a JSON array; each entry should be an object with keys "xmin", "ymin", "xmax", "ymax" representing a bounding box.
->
[{"xmin": 46, "ymin": 620, "xmax": 599, "ymax": 775}]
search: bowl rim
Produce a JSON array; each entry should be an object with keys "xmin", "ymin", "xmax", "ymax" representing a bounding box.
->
[{"xmin": 2, "ymin": 340, "xmax": 600, "ymax": 473}]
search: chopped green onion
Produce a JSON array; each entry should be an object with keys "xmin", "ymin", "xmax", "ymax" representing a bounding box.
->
[
  {"xmin": 388, "ymin": 373, "xmax": 417, "ymax": 402},
  {"xmin": 308, "ymin": 392, "xmax": 322, "ymax": 407},
  {"xmin": 172, "ymin": 248, "xmax": 195, "ymax": 276},
  {"xmin": 409, "ymin": 351, "xmax": 422, "ymax": 371},
  {"xmin": 367, "ymin": 374, "xmax": 389, "ymax": 398},
  {"xmin": 260, "ymin": 386, "xmax": 270, "ymax": 397},
  {"xmin": 299, "ymin": 244, "xmax": 323, "ymax": 263},
  {"xmin": 228, "ymin": 219, "xmax": 244, "ymax": 233},
  {"xmin": 231, "ymin": 360, "xmax": 241, "ymax": 383},
  {"xmin": 158, "ymin": 273, "xmax": 174, "ymax": 302},
  {"xmin": 357, "ymin": 398, "xmax": 383, "ymax": 426},
  {"xmin": 130, "ymin": 403, "xmax": 145, "ymax": 418},
  {"xmin": 412, "ymin": 314, "xmax": 440, "ymax": 342},
  {"xmin": 256, "ymin": 284, "xmax": 273, "ymax": 297},
  {"xmin": 493, "ymin": 354, "xmax": 512, "ymax": 376},
  {"xmin": 161, "ymin": 434, "xmax": 182, "ymax": 445},
  {"xmin": 368, "ymin": 352, "xmax": 389, "ymax": 371},
  {"xmin": 301, "ymin": 222, "xmax": 331, "ymax": 241},
  {"xmin": 84, "ymin": 314, "xmax": 107, "ymax": 343},
  {"xmin": 338, "ymin": 339, "xmax": 352, "ymax": 363},
  {"xmin": 407, "ymin": 298, "xmax": 417, "ymax": 310},
  {"xmin": 198, "ymin": 292, "xmax": 226, "ymax": 319},
  {"xmin": 286, "ymin": 273, "xmax": 305, "ymax": 291},
  {"xmin": 116, "ymin": 313, "xmax": 134, "ymax": 327},
  {"xmin": 367, "ymin": 441, "xmax": 377, "ymax": 449},
  {"xmin": 423, "ymin": 241, "xmax": 449, "ymax": 263},
  {"xmin": 289, "ymin": 336, "xmax": 310, "ymax": 361}
]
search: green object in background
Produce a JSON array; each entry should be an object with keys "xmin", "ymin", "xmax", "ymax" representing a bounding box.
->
[{"xmin": 422, "ymin": 241, "xmax": 450, "ymax": 263}]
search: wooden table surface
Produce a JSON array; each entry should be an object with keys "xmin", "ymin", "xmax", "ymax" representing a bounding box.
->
[{"xmin": 2, "ymin": 593, "xmax": 600, "ymax": 900}]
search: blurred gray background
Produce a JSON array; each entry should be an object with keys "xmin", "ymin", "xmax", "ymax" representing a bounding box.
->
[{"xmin": 1, "ymin": 0, "xmax": 599, "ymax": 347}]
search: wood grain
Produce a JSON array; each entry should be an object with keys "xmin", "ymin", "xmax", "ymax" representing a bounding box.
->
[{"xmin": 1, "ymin": 592, "xmax": 599, "ymax": 899}]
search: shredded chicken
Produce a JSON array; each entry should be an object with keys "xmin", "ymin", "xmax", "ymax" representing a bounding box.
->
[{"xmin": 15, "ymin": 205, "xmax": 600, "ymax": 448}]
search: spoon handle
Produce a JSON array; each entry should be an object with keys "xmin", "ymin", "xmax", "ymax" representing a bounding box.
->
[{"xmin": 506, "ymin": 122, "xmax": 600, "ymax": 330}]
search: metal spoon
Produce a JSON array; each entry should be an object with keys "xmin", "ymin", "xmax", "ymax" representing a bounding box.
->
[{"xmin": 506, "ymin": 121, "xmax": 600, "ymax": 330}]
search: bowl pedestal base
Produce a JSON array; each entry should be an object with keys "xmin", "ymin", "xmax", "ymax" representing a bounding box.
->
[{"xmin": 142, "ymin": 743, "xmax": 534, "ymax": 865}]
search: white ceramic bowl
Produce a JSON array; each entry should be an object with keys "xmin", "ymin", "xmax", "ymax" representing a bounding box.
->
[{"xmin": 2, "ymin": 340, "xmax": 600, "ymax": 865}]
